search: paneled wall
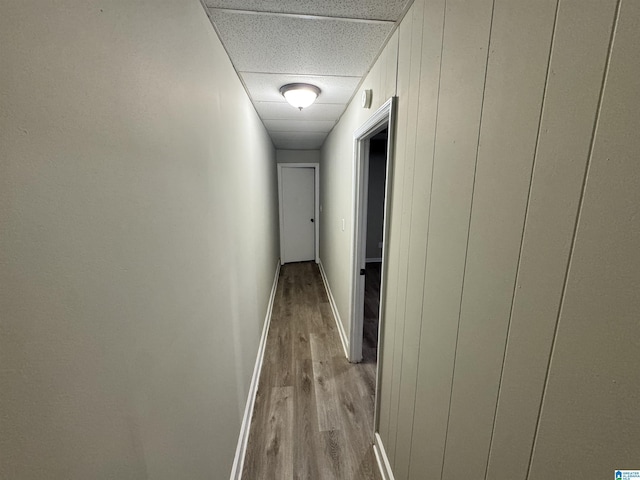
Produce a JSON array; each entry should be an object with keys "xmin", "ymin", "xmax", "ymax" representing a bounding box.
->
[{"xmin": 320, "ymin": 0, "xmax": 639, "ymax": 479}]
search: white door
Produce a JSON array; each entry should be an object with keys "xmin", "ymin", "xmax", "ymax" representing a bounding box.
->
[{"xmin": 280, "ymin": 167, "xmax": 315, "ymax": 263}]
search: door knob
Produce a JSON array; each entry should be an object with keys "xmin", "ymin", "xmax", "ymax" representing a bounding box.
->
[{"xmin": 310, "ymin": 218, "xmax": 314, "ymax": 223}]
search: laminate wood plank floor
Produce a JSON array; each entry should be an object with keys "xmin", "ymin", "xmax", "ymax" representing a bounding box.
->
[
  {"xmin": 363, "ymin": 262, "xmax": 382, "ymax": 364},
  {"xmin": 242, "ymin": 262, "xmax": 381, "ymax": 480}
]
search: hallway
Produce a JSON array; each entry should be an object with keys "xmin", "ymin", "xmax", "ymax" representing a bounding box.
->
[
  {"xmin": 3, "ymin": 1, "xmax": 639, "ymax": 478},
  {"xmin": 242, "ymin": 262, "xmax": 381, "ymax": 480}
]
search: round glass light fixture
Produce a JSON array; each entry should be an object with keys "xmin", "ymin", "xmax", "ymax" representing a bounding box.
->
[{"xmin": 280, "ymin": 83, "xmax": 321, "ymax": 110}]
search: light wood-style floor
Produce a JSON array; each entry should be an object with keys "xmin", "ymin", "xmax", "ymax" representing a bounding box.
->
[{"xmin": 242, "ymin": 262, "xmax": 381, "ymax": 480}]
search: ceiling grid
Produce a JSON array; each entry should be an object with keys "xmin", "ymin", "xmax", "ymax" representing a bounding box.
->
[{"xmin": 203, "ymin": 0, "xmax": 412, "ymax": 149}]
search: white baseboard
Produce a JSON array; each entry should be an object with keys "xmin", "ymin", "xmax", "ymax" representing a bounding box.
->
[
  {"xmin": 229, "ymin": 260, "xmax": 281, "ymax": 480},
  {"xmin": 317, "ymin": 260, "xmax": 349, "ymax": 359},
  {"xmin": 373, "ymin": 433, "xmax": 396, "ymax": 480},
  {"xmin": 366, "ymin": 257, "xmax": 383, "ymax": 263}
]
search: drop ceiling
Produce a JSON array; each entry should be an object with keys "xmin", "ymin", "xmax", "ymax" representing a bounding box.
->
[{"xmin": 202, "ymin": 0, "xmax": 411, "ymax": 150}]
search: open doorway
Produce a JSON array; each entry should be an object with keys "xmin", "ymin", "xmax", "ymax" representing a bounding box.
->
[
  {"xmin": 349, "ymin": 98, "xmax": 396, "ymax": 438},
  {"xmin": 361, "ymin": 130, "xmax": 388, "ymax": 364}
]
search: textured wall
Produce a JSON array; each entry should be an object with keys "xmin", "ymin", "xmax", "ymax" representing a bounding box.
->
[
  {"xmin": 320, "ymin": 0, "xmax": 640, "ymax": 479},
  {"xmin": 0, "ymin": 1, "xmax": 278, "ymax": 478}
]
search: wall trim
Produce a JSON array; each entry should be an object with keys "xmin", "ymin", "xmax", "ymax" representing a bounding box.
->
[
  {"xmin": 229, "ymin": 260, "xmax": 281, "ymax": 480},
  {"xmin": 373, "ymin": 433, "xmax": 396, "ymax": 480},
  {"xmin": 318, "ymin": 260, "xmax": 350, "ymax": 359}
]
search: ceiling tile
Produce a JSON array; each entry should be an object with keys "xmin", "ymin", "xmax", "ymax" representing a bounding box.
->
[
  {"xmin": 208, "ymin": 10, "xmax": 394, "ymax": 76},
  {"xmin": 255, "ymin": 102, "xmax": 345, "ymax": 121},
  {"xmin": 241, "ymin": 72, "xmax": 360, "ymax": 104},
  {"xmin": 205, "ymin": 0, "xmax": 409, "ymax": 21},
  {"xmin": 264, "ymin": 119, "xmax": 336, "ymax": 133},
  {"xmin": 270, "ymin": 132, "xmax": 328, "ymax": 150}
]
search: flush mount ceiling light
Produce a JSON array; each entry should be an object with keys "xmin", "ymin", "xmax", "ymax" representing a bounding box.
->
[{"xmin": 280, "ymin": 83, "xmax": 321, "ymax": 110}]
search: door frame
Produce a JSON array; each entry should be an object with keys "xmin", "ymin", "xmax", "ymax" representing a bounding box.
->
[
  {"xmin": 349, "ymin": 97, "xmax": 397, "ymax": 365},
  {"xmin": 277, "ymin": 163, "xmax": 320, "ymax": 265}
]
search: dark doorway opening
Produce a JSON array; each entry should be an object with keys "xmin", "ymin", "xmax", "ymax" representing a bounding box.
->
[{"xmin": 362, "ymin": 129, "xmax": 388, "ymax": 364}]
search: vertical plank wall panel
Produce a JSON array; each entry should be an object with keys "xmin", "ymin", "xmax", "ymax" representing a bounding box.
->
[
  {"xmin": 377, "ymin": 11, "xmax": 415, "ymax": 455},
  {"xmin": 403, "ymin": 2, "xmax": 444, "ymax": 479},
  {"xmin": 385, "ymin": 31, "xmax": 399, "ymax": 102},
  {"xmin": 529, "ymin": 1, "xmax": 640, "ymax": 478},
  {"xmin": 372, "ymin": 41, "xmax": 385, "ymax": 110},
  {"xmin": 485, "ymin": 2, "xmax": 618, "ymax": 479},
  {"xmin": 364, "ymin": 23, "xmax": 398, "ymax": 114},
  {"xmin": 377, "ymin": 39, "xmax": 389, "ymax": 106},
  {"xmin": 376, "ymin": 30, "xmax": 397, "ymax": 109},
  {"xmin": 402, "ymin": 0, "xmax": 494, "ymax": 478},
  {"xmin": 378, "ymin": 28, "xmax": 395, "ymax": 106},
  {"xmin": 440, "ymin": 1, "xmax": 557, "ymax": 479},
  {"xmin": 389, "ymin": 0, "xmax": 428, "ymax": 476},
  {"xmin": 381, "ymin": 4, "xmax": 418, "ymax": 461},
  {"xmin": 393, "ymin": 0, "xmax": 445, "ymax": 477}
]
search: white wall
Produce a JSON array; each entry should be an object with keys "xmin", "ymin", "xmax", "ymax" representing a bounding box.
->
[
  {"xmin": 276, "ymin": 149, "xmax": 321, "ymax": 164},
  {"xmin": 0, "ymin": 1, "xmax": 278, "ymax": 478},
  {"xmin": 320, "ymin": 0, "xmax": 640, "ymax": 479}
]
